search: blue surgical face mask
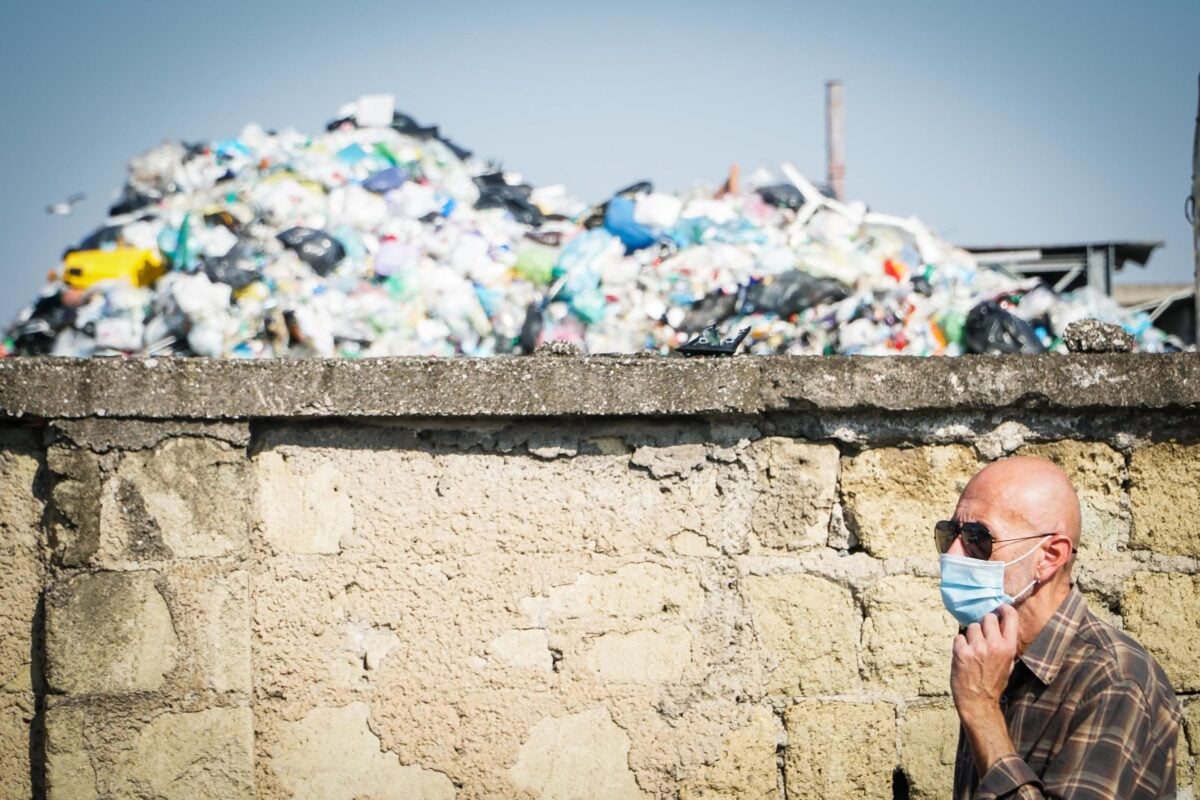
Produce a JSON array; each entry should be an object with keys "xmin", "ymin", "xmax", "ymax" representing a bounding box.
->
[{"xmin": 939, "ymin": 540, "xmax": 1045, "ymax": 626}]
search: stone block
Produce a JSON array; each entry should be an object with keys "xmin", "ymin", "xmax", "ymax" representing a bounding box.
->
[
  {"xmin": 46, "ymin": 447, "xmax": 102, "ymax": 566},
  {"xmin": 45, "ymin": 702, "xmax": 253, "ymax": 800},
  {"xmin": 1017, "ymin": 441, "xmax": 1127, "ymax": 554},
  {"xmin": 110, "ymin": 707, "xmax": 254, "ymax": 799},
  {"xmin": 679, "ymin": 706, "xmax": 780, "ymax": 800},
  {"xmin": 901, "ymin": 701, "xmax": 959, "ymax": 800},
  {"xmin": 1081, "ymin": 591, "xmax": 1122, "ymax": 630},
  {"xmin": 862, "ymin": 576, "xmax": 956, "ymax": 696},
  {"xmin": 1181, "ymin": 698, "xmax": 1199, "ymax": 792},
  {"xmin": 745, "ymin": 574, "xmax": 861, "ymax": 695},
  {"xmin": 1120, "ymin": 572, "xmax": 1200, "ymax": 692},
  {"xmin": 44, "ymin": 704, "xmax": 96, "ymax": 800},
  {"xmin": 783, "ymin": 700, "xmax": 895, "ymax": 800},
  {"xmin": 584, "ymin": 625, "xmax": 691, "ymax": 683},
  {"xmin": 173, "ymin": 568, "xmax": 250, "ymax": 693},
  {"xmin": 45, "ymin": 571, "xmax": 178, "ymax": 695},
  {"xmin": 0, "ymin": 692, "xmax": 36, "ymax": 800},
  {"xmin": 510, "ymin": 707, "xmax": 645, "ymax": 799},
  {"xmin": 255, "ymin": 449, "xmax": 354, "ymax": 554},
  {"xmin": 0, "ymin": 441, "xmax": 43, "ymax": 692},
  {"xmin": 841, "ymin": 445, "xmax": 980, "ymax": 559},
  {"xmin": 268, "ymin": 702, "xmax": 455, "ymax": 800},
  {"xmin": 748, "ymin": 438, "xmax": 839, "ymax": 551},
  {"xmin": 1129, "ymin": 444, "xmax": 1200, "ymax": 556},
  {"xmin": 521, "ymin": 562, "xmax": 704, "ymax": 630},
  {"xmin": 104, "ymin": 437, "xmax": 249, "ymax": 559}
]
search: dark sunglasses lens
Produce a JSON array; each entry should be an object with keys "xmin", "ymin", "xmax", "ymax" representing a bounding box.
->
[
  {"xmin": 934, "ymin": 522, "xmax": 956, "ymax": 554},
  {"xmin": 960, "ymin": 523, "xmax": 992, "ymax": 558},
  {"xmin": 934, "ymin": 520, "xmax": 993, "ymax": 558}
]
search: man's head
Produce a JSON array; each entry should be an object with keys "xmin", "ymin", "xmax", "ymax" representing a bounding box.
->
[{"xmin": 945, "ymin": 456, "xmax": 1080, "ymax": 619}]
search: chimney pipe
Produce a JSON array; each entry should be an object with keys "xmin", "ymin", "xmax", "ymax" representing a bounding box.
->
[{"xmin": 826, "ymin": 80, "xmax": 845, "ymax": 201}]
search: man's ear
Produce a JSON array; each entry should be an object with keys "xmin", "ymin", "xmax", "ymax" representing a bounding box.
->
[{"xmin": 1038, "ymin": 534, "xmax": 1074, "ymax": 580}]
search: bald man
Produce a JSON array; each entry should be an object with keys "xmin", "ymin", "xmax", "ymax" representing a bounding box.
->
[{"xmin": 938, "ymin": 456, "xmax": 1181, "ymax": 799}]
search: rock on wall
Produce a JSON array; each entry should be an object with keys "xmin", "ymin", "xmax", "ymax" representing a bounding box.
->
[{"xmin": 0, "ymin": 355, "xmax": 1198, "ymax": 799}]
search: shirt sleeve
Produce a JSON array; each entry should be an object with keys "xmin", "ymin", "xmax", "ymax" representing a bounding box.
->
[
  {"xmin": 974, "ymin": 753, "xmax": 1044, "ymax": 798},
  {"xmin": 972, "ymin": 681, "xmax": 1174, "ymax": 800}
]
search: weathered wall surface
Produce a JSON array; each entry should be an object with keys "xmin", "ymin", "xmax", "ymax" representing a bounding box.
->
[{"xmin": 1, "ymin": 355, "xmax": 1198, "ymax": 799}]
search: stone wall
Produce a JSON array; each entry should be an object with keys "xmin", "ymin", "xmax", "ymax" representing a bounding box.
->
[{"xmin": 1, "ymin": 355, "xmax": 1198, "ymax": 799}]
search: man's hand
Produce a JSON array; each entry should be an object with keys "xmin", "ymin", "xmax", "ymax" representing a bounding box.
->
[
  {"xmin": 951, "ymin": 603, "xmax": 1020, "ymax": 774},
  {"xmin": 952, "ymin": 603, "xmax": 1019, "ymax": 714}
]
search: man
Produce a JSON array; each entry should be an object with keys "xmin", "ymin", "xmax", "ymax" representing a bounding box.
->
[{"xmin": 937, "ymin": 456, "xmax": 1181, "ymax": 799}]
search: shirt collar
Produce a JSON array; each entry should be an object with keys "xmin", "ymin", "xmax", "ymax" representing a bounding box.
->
[{"xmin": 1017, "ymin": 586, "xmax": 1087, "ymax": 685}]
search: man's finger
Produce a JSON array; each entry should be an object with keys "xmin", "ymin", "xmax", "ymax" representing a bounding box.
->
[
  {"xmin": 981, "ymin": 612, "xmax": 1000, "ymax": 640},
  {"xmin": 965, "ymin": 622, "xmax": 982, "ymax": 644},
  {"xmin": 996, "ymin": 603, "xmax": 1019, "ymax": 646}
]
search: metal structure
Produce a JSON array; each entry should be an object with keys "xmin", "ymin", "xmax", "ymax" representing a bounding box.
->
[{"xmin": 965, "ymin": 241, "xmax": 1163, "ymax": 295}]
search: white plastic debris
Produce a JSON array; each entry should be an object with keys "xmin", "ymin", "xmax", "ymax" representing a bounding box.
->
[{"xmin": 2, "ymin": 100, "xmax": 1186, "ymax": 359}]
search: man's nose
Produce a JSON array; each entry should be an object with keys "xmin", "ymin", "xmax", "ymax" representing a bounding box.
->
[{"xmin": 946, "ymin": 534, "xmax": 968, "ymax": 557}]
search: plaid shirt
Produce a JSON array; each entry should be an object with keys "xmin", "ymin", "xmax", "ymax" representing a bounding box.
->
[{"xmin": 954, "ymin": 587, "xmax": 1182, "ymax": 799}]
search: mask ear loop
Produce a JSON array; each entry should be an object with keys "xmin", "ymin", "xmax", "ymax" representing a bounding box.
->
[
  {"xmin": 1007, "ymin": 539, "xmax": 1048, "ymax": 605},
  {"xmin": 1003, "ymin": 538, "xmax": 1048, "ymax": 566},
  {"xmin": 1010, "ymin": 577, "xmax": 1038, "ymax": 603}
]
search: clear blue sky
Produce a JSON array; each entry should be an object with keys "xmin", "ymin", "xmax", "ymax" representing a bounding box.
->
[{"xmin": 1, "ymin": 0, "xmax": 1197, "ymax": 325}]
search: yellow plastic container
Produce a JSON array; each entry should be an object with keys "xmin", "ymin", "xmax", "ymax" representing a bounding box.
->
[{"xmin": 62, "ymin": 248, "xmax": 166, "ymax": 289}]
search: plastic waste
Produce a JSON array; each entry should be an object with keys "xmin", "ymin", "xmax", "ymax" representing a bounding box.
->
[
  {"xmin": 3, "ymin": 99, "xmax": 1186, "ymax": 359},
  {"xmin": 62, "ymin": 248, "xmax": 166, "ymax": 289},
  {"xmin": 276, "ymin": 228, "xmax": 346, "ymax": 277},
  {"xmin": 743, "ymin": 270, "xmax": 848, "ymax": 316},
  {"xmin": 964, "ymin": 301, "xmax": 1046, "ymax": 355},
  {"xmin": 603, "ymin": 196, "xmax": 657, "ymax": 253}
]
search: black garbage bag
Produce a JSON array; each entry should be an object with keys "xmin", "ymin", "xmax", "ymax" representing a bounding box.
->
[
  {"xmin": 519, "ymin": 302, "xmax": 544, "ymax": 353},
  {"xmin": 964, "ymin": 301, "xmax": 1046, "ymax": 354},
  {"xmin": 475, "ymin": 185, "xmax": 544, "ymax": 226},
  {"xmin": 677, "ymin": 290, "xmax": 741, "ymax": 332},
  {"xmin": 390, "ymin": 111, "xmax": 440, "ymax": 140},
  {"xmin": 439, "ymin": 138, "xmax": 473, "ymax": 161},
  {"xmin": 276, "ymin": 228, "xmax": 345, "ymax": 277},
  {"xmin": 6, "ymin": 293, "xmax": 76, "ymax": 355},
  {"xmin": 390, "ymin": 112, "xmax": 473, "ymax": 160},
  {"xmin": 757, "ymin": 183, "xmax": 806, "ymax": 210},
  {"xmin": 473, "ymin": 172, "xmax": 514, "ymax": 189},
  {"xmin": 743, "ymin": 270, "xmax": 848, "ymax": 316},
  {"xmin": 473, "ymin": 173, "xmax": 543, "ymax": 224},
  {"xmin": 108, "ymin": 185, "xmax": 156, "ymax": 216},
  {"xmin": 203, "ymin": 243, "xmax": 261, "ymax": 290}
]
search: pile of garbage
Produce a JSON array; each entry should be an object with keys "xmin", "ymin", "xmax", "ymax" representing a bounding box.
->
[{"xmin": 3, "ymin": 95, "xmax": 1184, "ymax": 358}]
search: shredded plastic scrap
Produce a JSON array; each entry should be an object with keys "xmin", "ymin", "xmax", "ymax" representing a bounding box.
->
[{"xmin": 3, "ymin": 95, "xmax": 1185, "ymax": 358}]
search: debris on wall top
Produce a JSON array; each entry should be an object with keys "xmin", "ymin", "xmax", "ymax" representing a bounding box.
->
[{"xmin": 3, "ymin": 95, "xmax": 1186, "ymax": 358}]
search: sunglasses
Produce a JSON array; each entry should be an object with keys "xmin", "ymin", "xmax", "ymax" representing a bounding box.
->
[{"xmin": 934, "ymin": 519, "xmax": 1055, "ymax": 560}]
